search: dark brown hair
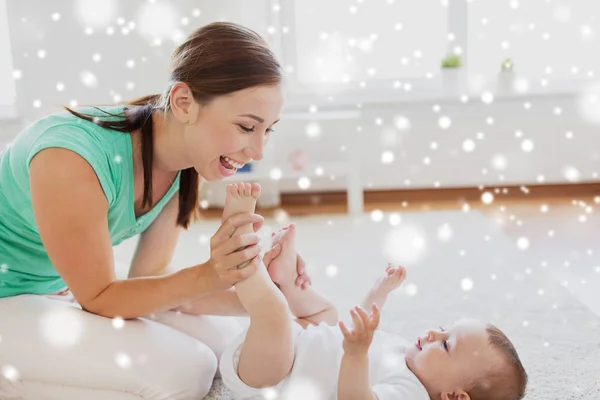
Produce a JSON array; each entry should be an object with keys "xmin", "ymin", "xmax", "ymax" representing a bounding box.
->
[
  {"xmin": 64, "ymin": 22, "xmax": 282, "ymax": 228},
  {"xmin": 467, "ymin": 324, "xmax": 528, "ymax": 400}
]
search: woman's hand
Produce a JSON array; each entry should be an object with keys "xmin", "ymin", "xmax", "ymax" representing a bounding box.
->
[{"xmin": 201, "ymin": 212, "xmax": 264, "ymax": 291}]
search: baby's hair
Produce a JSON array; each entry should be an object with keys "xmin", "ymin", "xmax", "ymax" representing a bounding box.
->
[{"xmin": 467, "ymin": 324, "xmax": 528, "ymax": 400}]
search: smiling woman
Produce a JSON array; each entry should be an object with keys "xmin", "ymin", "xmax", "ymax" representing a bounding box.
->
[{"xmin": 0, "ymin": 21, "xmax": 304, "ymax": 400}]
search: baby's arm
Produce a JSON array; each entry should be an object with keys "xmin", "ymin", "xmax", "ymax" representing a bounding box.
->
[
  {"xmin": 337, "ymin": 305, "xmax": 380, "ymax": 400},
  {"xmin": 360, "ymin": 265, "xmax": 406, "ymax": 312}
]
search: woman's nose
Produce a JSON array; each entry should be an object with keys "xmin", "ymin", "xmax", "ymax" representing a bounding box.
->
[{"xmin": 245, "ymin": 135, "xmax": 265, "ymax": 161}]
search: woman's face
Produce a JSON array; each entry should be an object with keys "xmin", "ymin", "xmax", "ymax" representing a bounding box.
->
[{"xmin": 183, "ymin": 84, "xmax": 284, "ymax": 182}]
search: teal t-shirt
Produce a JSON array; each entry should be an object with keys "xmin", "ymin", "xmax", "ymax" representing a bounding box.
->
[{"xmin": 0, "ymin": 106, "xmax": 180, "ymax": 297}]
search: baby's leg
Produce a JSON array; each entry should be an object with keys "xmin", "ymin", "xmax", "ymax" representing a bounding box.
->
[
  {"xmin": 267, "ymin": 225, "xmax": 338, "ymax": 326},
  {"xmin": 222, "ymin": 183, "xmax": 295, "ymax": 388}
]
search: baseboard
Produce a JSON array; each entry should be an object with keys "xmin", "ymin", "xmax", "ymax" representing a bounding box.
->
[{"xmin": 199, "ymin": 182, "xmax": 600, "ymax": 219}]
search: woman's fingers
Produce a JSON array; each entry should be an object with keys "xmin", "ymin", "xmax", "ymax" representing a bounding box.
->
[{"xmin": 211, "ymin": 213, "xmax": 263, "ymax": 247}]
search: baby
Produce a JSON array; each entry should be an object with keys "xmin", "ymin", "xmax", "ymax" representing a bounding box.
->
[{"xmin": 219, "ymin": 183, "xmax": 528, "ymax": 400}]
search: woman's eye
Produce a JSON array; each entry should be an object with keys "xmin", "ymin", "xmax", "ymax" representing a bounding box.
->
[{"xmin": 238, "ymin": 125, "xmax": 254, "ymax": 133}]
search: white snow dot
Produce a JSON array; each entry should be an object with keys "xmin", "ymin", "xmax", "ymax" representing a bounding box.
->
[
  {"xmin": 517, "ymin": 237, "xmax": 530, "ymax": 250},
  {"xmin": 509, "ymin": 0, "xmax": 519, "ymax": 9},
  {"xmin": 192, "ymin": 9, "xmax": 201, "ymax": 17},
  {"xmin": 481, "ymin": 192, "xmax": 494, "ymax": 205},
  {"xmin": 0, "ymin": 264, "xmax": 7, "ymax": 273},
  {"xmin": 199, "ymin": 200, "xmax": 209, "ymax": 209},
  {"xmin": 562, "ymin": 166, "xmax": 580, "ymax": 182},
  {"xmin": 437, "ymin": 223, "xmax": 453, "ymax": 242},
  {"xmin": 524, "ymin": 102, "xmax": 532, "ymax": 109},
  {"xmin": 461, "ymin": 278, "xmax": 474, "ymax": 291},
  {"xmin": 41, "ymin": 307, "xmax": 84, "ymax": 348},
  {"xmin": 388, "ymin": 213, "xmax": 401, "ymax": 226},
  {"xmin": 325, "ymin": 265, "xmax": 338, "ymax": 277},
  {"xmin": 554, "ymin": 107, "xmax": 562, "ymax": 115},
  {"xmin": 33, "ymin": 100, "xmax": 42, "ymax": 108},
  {"xmin": 521, "ymin": 139, "xmax": 534, "ymax": 152},
  {"xmin": 438, "ymin": 116, "xmax": 452, "ymax": 129},
  {"xmin": 541, "ymin": 204, "xmax": 549, "ymax": 213},
  {"xmin": 554, "ymin": 6, "xmax": 571, "ymax": 23},
  {"xmin": 126, "ymin": 60, "xmax": 135, "ymax": 68},
  {"xmin": 371, "ymin": 210, "xmax": 384, "ymax": 222},
  {"xmin": 270, "ymin": 168, "xmax": 282, "ymax": 181},
  {"xmin": 114, "ymin": 352, "xmax": 132, "ymax": 369},
  {"xmin": 52, "ymin": 13, "xmax": 61, "ymax": 21},
  {"xmin": 112, "ymin": 317, "xmax": 125, "ymax": 329},
  {"xmin": 37, "ymin": 49, "xmax": 46, "ymax": 59},
  {"xmin": 297, "ymin": 177, "xmax": 311, "ymax": 190},
  {"xmin": 385, "ymin": 225, "xmax": 427, "ymax": 264},
  {"xmin": 430, "ymin": 142, "xmax": 438, "ymax": 150},
  {"xmin": 80, "ymin": 70, "xmax": 98, "ymax": 88},
  {"xmin": 305, "ymin": 122, "xmax": 321, "ymax": 138},
  {"xmin": 56, "ymin": 82, "xmax": 65, "ymax": 92},
  {"xmin": 1, "ymin": 365, "xmax": 19, "ymax": 381},
  {"xmin": 394, "ymin": 115, "xmax": 411, "ymax": 131},
  {"xmin": 381, "ymin": 151, "xmax": 394, "ymax": 164},
  {"xmin": 523, "ymin": 320, "xmax": 529, "ymax": 327},
  {"xmin": 136, "ymin": 2, "xmax": 179, "ymax": 41},
  {"xmin": 486, "ymin": 117, "xmax": 495, "ymax": 125},
  {"xmin": 481, "ymin": 92, "xmax": 494, "ymax": 104},
  {"xmin": 462, "ymin": 139, "xmax": 476, "ymax": 153},
  {"xmin": 492, "ymin": 154, "xmax": 507, "ymax": 170},
  {"xmin": 262, "ymin": 388, "xmax": 278, "ymax": 400},
  {"xmin": 405, "ymin": 283, "xmax": 418, "ymax": 296},
  {"xmin": 565, "ymin": 131, "xmax": 574, "ymax": 139},
  {"xmin": 12, "ymin": 69, "xmax": 22, "ymax": 80}
]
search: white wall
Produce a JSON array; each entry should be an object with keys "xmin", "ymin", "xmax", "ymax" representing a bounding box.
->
[{"xmin": 1, "ymin": 0, "xmax": 599, "ymax": 195}]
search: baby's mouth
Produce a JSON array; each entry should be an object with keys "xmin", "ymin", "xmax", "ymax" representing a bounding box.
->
[{"xmin": 416, "ymin": 338, "xmax": 422, "ymax": 351}]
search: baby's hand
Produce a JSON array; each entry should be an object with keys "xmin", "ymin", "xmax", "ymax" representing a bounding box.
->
[
  {"xmin": 375, "ymin": 264, "xmax": 407, "ymax": 295},
  {"xmin": 339, "ymin": 304, "xmax": 380, "ymax": 356}
]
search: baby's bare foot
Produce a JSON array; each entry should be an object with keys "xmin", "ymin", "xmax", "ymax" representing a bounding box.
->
[
  {"xmin": 370, "ymin": 264, "xmax": 407, "ymax": 297},
  {"xmin": 267, "ymin": 224, "xmax": 298, "ymax": 287},
  {"xmin": 222, "ymin": 182, "xmax": 261, "ymax": 224}
]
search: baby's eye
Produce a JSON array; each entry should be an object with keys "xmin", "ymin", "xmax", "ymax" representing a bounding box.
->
[{"xmin": 443, "ymin": 340, "xmax": 449, "ymax": 352}]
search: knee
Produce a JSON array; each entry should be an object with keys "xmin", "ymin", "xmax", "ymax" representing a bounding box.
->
[{"xmin": 171, "ymin": 343, "xmax": 218, "ymax": 399}]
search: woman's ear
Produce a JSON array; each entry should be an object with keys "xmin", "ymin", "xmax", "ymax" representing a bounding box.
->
[{"xmin": 169, "ymin": 82, "xmax": 197, "ymax": 124}]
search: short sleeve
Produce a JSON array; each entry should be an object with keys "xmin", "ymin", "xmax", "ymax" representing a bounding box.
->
[{"xmin": 26, "ymin": 124, "xmax": 117, "ymax": 206}]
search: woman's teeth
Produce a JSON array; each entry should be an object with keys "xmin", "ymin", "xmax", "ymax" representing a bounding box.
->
[{"xmin": 222, "ymin": 156, "xmax": 244, "ymax": 169}]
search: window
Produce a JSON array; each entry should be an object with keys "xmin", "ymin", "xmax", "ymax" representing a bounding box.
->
[
  {"xmin": 468, "ymin": 0, "xmax": 600, "ymax": 87},
  {"xmin": 276, "ymin": 0, "xmax": 448, "ymax": 99},
  {"xmin": 275, "ymin": 0, "xmax": 599, "ymax": 103},
  {"xmin": 0, "ymin": 0, "xmax": 16, "ymax": 111}
]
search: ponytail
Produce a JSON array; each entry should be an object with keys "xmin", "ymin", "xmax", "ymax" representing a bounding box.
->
[{"xmin": 63, "ymin": 95, "xmax": 201, "ymax": 229}]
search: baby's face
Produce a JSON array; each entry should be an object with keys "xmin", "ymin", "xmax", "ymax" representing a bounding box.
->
[{"xmin": 405, "ymin": 319, "xmax": 502, "ymax": 398}]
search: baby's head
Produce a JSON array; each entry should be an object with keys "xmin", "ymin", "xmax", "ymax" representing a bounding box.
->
[{"xmin": 404, "ymin": 319, "xmax": 527, "ymax": 400}]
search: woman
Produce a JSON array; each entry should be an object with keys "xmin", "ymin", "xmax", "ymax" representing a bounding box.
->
[{"xmin": 0, "ymin": 22, "xmax": 309, "ymax": 399}]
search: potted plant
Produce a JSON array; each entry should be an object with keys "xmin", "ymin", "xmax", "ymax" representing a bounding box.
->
[
  {"xmin": 440, "ymin": 53, "xmax": 463, "ymax": 94},
  {"xmin": 497, "ymin": 58, "xmax": 515, "ymax": 94}
]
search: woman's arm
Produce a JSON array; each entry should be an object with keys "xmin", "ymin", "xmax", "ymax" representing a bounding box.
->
[
  {"xmin": 29, "ymin": 148, "xmax": 259, "ymax": 319},
  {"xmin": 128, "ymin": 194, "xmax": 181, "ymax": 279}
]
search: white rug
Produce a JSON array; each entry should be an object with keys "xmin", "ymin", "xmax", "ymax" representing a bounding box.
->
[{"xmin": 121, "ymin": 209, "xmax": 600, "ymax": 400}]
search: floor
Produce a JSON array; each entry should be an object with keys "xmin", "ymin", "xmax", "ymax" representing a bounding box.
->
[{"xmin": 113, "ymin": 199, "xmax": 600, "ymax": 400}]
